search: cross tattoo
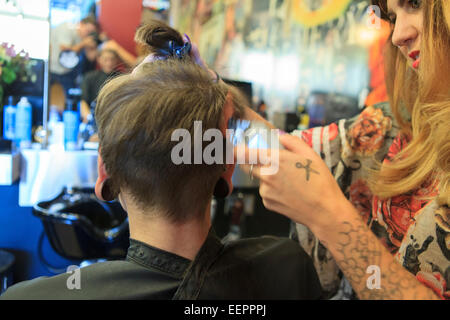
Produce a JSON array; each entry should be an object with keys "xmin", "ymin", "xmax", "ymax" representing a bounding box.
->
[{"xmin": 295, "ymin": 159, "xmax": 319, "ymax": 181}]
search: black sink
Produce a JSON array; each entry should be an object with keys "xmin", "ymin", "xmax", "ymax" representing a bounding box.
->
[{"xmin": 33, "ymin": 187, "xmax": 129, "ymax": 261}]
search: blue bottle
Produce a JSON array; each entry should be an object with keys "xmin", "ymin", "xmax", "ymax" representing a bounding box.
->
[
  {"xmin": 63, "ymin": 110, "xmax": 80, "ymax": 151},
  {"xmin": 63, "ymin": 88, "xmax": 81, "ymax": 151},
  {"xmin": 15, "ymin": 97, "xmax": 32, "ymax": 148},
  {"xmin": 3, "ymin": 96, "xmax": 16, "ymax": 140}
]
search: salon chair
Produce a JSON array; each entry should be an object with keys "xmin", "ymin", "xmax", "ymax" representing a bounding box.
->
[{"xmin": 33, "ymin": 187, "xmax": 129, "ymax": 267}]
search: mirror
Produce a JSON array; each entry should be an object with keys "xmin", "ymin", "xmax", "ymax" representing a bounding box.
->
[
  {"xmin": 0, "ymin": 0, "xmax": 50, "ymax": 135},
  {"xmin": 48, "ymin": 0, "xmax": 100, "ymax": 123},
  {"xmin": 47, "ymin": 0, "xmax": 172, "ymax": 134}
]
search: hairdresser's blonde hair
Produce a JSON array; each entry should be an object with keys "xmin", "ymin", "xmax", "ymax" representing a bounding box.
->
[{"xmin": 369, "ymin": 0, "xmax": 450, "ymax": 206}]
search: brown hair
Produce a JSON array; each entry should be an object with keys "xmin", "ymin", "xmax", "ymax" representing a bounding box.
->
[
  {"xmin": 80, "ymin": 15, "xmax": 99, "ymax": 31},
  {"xmin": 134, "ymin": 20, "xmax": 186, "ymax": 59},
  {"xmin": 95, "ymin": 56, "xmax": 247, "ymax": 223},
  {"xmin": 368, "ymin": 0, "xmax": 450, "ymax": 206}
]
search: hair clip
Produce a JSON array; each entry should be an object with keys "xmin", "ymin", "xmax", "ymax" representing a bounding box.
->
[{"xmin": 169, "ymin": 40, "xmax": 191, "ymax": 59}]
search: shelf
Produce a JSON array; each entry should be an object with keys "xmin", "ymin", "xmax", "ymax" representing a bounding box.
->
[{"xmin": 0, "ymin": 153, "xmax": 20, "ymax": 185}]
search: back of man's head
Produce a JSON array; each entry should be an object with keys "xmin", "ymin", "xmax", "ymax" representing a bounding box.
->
[{"xmin": 95, "ymin": 59, "xmax": 246, "ymax": 222}]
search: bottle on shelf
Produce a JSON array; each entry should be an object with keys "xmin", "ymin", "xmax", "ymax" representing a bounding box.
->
[
  {"xmin": 3, "ymin": 96, "xmax": 16, "ymax": 141},
  {"xmin": 15, "ymin": 97, "xmax": 32, "ymax": 149},
  {"xmin": 63, "ymin": 88, "xmax": 81, "ymax": 151},
  {"xmin": 47, "ymin": 106, "xmax": 64, "ymax": 150}
]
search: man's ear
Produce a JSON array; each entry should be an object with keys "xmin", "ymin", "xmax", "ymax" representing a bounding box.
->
[
  {"xmin": 220, "ymin": 92, "xmax": 235, "ymax": 136},
  {"xmin": 95, "ymin": 152, "xmax": 114, "ymax": 201}
]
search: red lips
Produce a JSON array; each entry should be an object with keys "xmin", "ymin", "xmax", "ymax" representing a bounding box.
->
[
  {"xmin": 408, "ymin": 50, "xmax": 420, "ymax": 69},
  {"xmin": 408, "ymin": 51, "xmax": 420, "ymax": 59}
]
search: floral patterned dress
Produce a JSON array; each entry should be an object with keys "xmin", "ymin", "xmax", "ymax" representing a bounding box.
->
[{"xmin": 291, "ymin": 103, "xmax": 450, "ymax": 300}]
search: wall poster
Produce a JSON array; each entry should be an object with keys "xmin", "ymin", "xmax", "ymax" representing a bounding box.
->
[{"xmin": 172, "ymin": 0, "xmax": 390, "ymax": 120}]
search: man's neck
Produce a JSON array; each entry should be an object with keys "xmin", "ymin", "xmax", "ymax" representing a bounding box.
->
[{"xmin": 127, "ymin": 206, "xmax": 212, "ymax": 261}]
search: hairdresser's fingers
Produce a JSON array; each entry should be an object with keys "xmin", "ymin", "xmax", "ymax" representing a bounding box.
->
[
  {"xmin": 279, "ymin": 134, "xmax": 309, "ymax": 154},
  {"xmin": 183, "ymin": 35, "xmax": 220, "ymax": 81},
  {"xmin": 142, "ymin": 53, "xmax": 158, "ymax": 64},
  {"xmin": 279, "ymin": 134, "xmax": 326, "ymax": 164},
  {"xmin": 238, "ymin": 163, "xmax": 262, "ymax": 180},
  {"xmin": 132, "ymin": 53, "xmax": 158, "ymax": 75},
  {"xmin": 191, "ymin": 44, "xmax": 205, "ymax": 67},
  {"xmin": 234, "ymin": 145, "xmax": 283, "ymax": 183},
  {"xmin": 234, "ymin": 144, "xmax": 274, "ymax": 168},
  {"xmin": 103, "ymin": 40, "xmax": 118, "ymax": 51},
  {"xmin": 186, "ymin": 39, "xmax": 208, "ymax": 68}
]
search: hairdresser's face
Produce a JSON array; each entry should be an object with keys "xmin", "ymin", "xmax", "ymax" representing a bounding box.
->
[{"xmin": 387, "ymin": 0, "xmax": 423, "ymax": 70}]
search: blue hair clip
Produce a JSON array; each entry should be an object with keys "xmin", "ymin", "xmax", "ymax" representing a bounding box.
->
[{"xmin": 169, "ymin": 40, "xmax": 191, "ymax": 59}]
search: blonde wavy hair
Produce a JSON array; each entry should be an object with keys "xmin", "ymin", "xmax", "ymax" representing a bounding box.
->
[{"xmin": 369, "ymin": 0, "xmax": 450, "ymax": 206}]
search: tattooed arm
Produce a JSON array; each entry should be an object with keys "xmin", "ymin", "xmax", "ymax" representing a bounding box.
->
[
  {"xmin": 313, "ymin": 199, "xmax": 439, "ymax": 300},
  {"xmin": 244, "ymin": 134, "xmax": 439, "ymax": 300}
]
